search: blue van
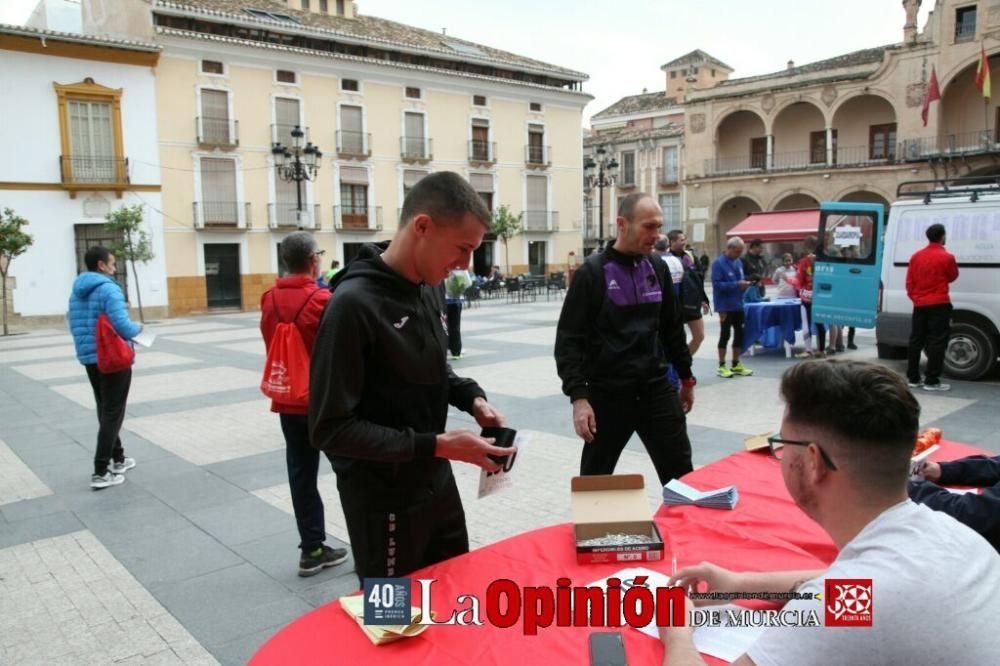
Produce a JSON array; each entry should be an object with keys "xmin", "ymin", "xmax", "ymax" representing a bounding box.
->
[{"xmin": 812, "ymin": 202, "xmax": 886, "ymax": 329}]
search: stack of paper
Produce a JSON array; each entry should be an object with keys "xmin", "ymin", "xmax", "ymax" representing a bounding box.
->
[
  {"xmin": 663, "ymin": 479, "xmax": 739, "ymax": 510},
  {"xmin": 339, "ymin": 596, "xmax": 430, "ymax": 646}
]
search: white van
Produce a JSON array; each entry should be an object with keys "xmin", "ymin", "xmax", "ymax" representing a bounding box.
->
[{"xmin": 876, "ymin": 179, "xmax": 1000, "ymax": 380}]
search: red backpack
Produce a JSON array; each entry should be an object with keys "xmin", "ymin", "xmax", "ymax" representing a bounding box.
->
[
  {"xmin": 260, "ymin": 290, "xmax": 317, "ymax": 407},
  {"xmin": 96, "ymin": 314, "xmax": 135, "ymax": 373}
]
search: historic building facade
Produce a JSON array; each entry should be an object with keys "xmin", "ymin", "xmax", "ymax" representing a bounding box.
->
[
  {"xmin": 0, "ymin": 23, "xmax": 168, "ymax": 323},
  {"xmin": 82, "ymin": 0, "xmax": 590, "ymax": 314},
  {"xmin": 683, "ymin": 0, "xmax": 1000, "ymax": 252}
]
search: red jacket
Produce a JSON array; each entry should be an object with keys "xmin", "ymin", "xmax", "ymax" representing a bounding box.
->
[
  {"xmin": 906, "ymin": 242, "xmax": 959, "ymax": 307},
  {"xmin": 260, "ymin": 276, "xmax": 331, "ymax": 415}
]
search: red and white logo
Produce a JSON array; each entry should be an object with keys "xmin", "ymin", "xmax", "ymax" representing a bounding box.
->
[{"xmin": 824, "ymin": 579, "xmax": 873, "ymax": 627}]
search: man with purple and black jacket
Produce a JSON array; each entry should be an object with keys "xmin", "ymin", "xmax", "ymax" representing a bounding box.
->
[{"xmin": 555, "ymin": 193, "xmax": 696, "ymax": 485}]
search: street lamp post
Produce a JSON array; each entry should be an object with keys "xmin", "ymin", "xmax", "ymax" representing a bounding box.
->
[
  {"xmin": 583, "ymin": 145, "xmax": 619, "ymax": 251},
  {"xmin": 272, "ymin": 125, "xmax": 322, "ymax": 228}
]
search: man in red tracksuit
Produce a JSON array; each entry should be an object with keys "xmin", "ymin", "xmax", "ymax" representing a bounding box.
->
[
  {"xmin": 260, "ymin": 231, "xmax": 348, "ymax": 576},
  {"xmin": 905, "ymin": 223, "xmax": 959, "ymax": 391}
]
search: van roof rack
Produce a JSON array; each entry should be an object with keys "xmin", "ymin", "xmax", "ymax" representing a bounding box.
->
[{"xmin": 897, "ymin": 176, "xmax": 1000, "ymax": 203}]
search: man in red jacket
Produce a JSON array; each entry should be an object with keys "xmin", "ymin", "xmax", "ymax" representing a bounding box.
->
[
  {"xmin": 905, "ymin": 223, "xmax": 959, "ymax": 391},
  {"xmin": 260, "ymin": 231, "xmax": 348, "ymax": 576}
]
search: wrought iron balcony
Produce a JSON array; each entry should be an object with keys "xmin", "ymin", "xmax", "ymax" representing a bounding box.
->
[
  {"xmin": 196, "ymin": 117, "xmax": 239, "ymax": 146},
  {"xmin": 192, "ymin": 201, "xmax": 251, "ymax": 229},
  {"xmin": 336, "ymin": 130, "xmax": 371, "ymax": 158},
  {"xmin": 523, "ymin": 210, "xmax": 559, "ymax": 232},
  {"xmin": 268, "ymin": 203, "xmax": 321, "ymax": 229},
  {"xmin": 334, "ymin": 205, "xmax": 383, "ymax": 232},
  {"xmin": 468, "ymin": 140, "xmax": 496, "ymax": 164},
  {"xmin": 525, "ymin": 144, "xmax": 551, "ymax": 167},
  {"xmin": 400, "ymin": 137, "xmax": 433, "ymax": 162}
]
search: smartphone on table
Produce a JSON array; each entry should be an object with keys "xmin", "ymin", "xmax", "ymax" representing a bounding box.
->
[{"xmin": 589, "ymin": 631, "xmax": 627, "ymax": 666}]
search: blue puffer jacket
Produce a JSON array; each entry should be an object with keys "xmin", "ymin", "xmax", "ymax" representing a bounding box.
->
[{"xmin": 67, "ymin": 272, "xmax": 141, "ymax": 365}]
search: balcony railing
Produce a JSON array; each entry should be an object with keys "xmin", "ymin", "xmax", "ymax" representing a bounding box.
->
[
  {"xmin": 268, "ymin": 203, "xmax": 320, "ymax": 229},
  {"xmin": 272, "ymin": 123, "xmax": 310, "ymax": 145},
  {"xmin": 193, "ymin": 201, "xmax": 251, "ymax": 229},
  {"xmin": 468, "ymin": 140, "xmax": 496, "ymax": 163},
  {"xmin": 196, "ymin": 116, "xmax": 239, "ymax": 146},
  {"xmin": 59, "ymin": 155, "xmax": 129, "ymax": 186},
  {"xmin": 400, "ymin": 137, "xmax": 433, "ymax": 161},
  {"xmin": 704, "ymin": 144, "xmax": 899, "ymax": 177},
  {"xmin": 955, "ymin": 22, "xmax": 977, "ymax": 43},
  {"xmin": 336, "ymin": 130, "xmax": 371, "ymax": 158},
  {"xmin": 900, "ymin": 131, "xmax": 999, "ymax": 161},
  {"xmin": 334, "ymin": 205, "xmax": 383, "ymax": 232},
  {"xmin": 659, "ymin": 170, "xmax": 680, "ymax": 186},
  {"xmin": 523, "ymin": 210, "xmax": 559, "ymax": 232},
  {"xmin": 525, "ymin": 144, "xmax": 551, "ymax": 167},
  {"xmin": 833, "ymin": 144, "xmax": 897, "ymax": 167}
]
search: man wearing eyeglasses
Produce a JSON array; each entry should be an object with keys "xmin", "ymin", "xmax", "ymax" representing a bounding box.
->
[
  {"xmin": 260, "ymin": 232, "xmax": 347, "ymax": 577},
  {"xmin": 661, "ymin": 360, "xmax": 999, "ymax": 665}
]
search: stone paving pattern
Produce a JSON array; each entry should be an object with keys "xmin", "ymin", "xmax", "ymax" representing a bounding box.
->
[{"xmin": 1, "ymin": 295, "xmax": 997, "ymax": 664}]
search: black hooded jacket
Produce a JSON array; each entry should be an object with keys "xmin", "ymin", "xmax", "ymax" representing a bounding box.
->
[{"xmin": 309, "ymin": 247, "xmax": 486, "ymax": 487}]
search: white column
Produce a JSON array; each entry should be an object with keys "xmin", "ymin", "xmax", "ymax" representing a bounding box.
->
[
  {"xmin": 826, "ymin": 127, "xmax": 834, "ymax": 165},
  {"xmin": 766, "ymin": 134, "xmax": 774, "ymax": 170}
]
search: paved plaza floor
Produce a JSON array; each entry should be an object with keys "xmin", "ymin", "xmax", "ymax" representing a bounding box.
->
[{"xmin": 1, "ymin": 295, "xmax": 998, "ymax": 664}]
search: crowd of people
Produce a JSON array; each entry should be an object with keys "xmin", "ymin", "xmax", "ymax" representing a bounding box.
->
[{"xmin": 64, "ymin": 178, "xmax": 996, "ymax": 663}]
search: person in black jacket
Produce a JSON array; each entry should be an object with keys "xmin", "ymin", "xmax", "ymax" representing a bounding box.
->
[
  {"xmin": 555, "ymin": 193, "xmax": 696, "ymax": 485},
  {"xmin": 909, "ymin": 454, "xmax": 1000, "ymax": 552},
  {"xmin": 309, "ymin": 172, "xmax": 510, "ymax": 584}
]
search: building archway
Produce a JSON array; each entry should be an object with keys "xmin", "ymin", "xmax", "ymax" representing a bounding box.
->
[
  {"xmin": 771, "ymin": 101, "xmax": 826, "ymax": 169},
  {"xmin": 837, "ymin": 189, "xmax": 890, "ymax": 217},
  {"xmin": 772, "ymin": 192, "xmax": 819, "ymax": 211},
  {"xmin": 715, "ymin": 195, "xmax": 762, "ymax": 252},
  {"xmin": 831, "ymin": 94, "xmax": 898, "ymax": 164},
  {"xmin": 940, "ymin": 53, "xmax": 1000, "ymax": 147},
  {"xmin": 714, "ymin": 110, "xmax": 767, "ymax": 173}
]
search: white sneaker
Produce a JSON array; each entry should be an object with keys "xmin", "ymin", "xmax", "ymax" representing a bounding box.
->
[
  {"xmin": 907, "ymin": 380, "xmax": 923, "ymax": 388},
  {"xmin": 921, "ymin": 383, "xmax": 951, "ymax": 392},
  {"xmin": 109, "ymin": 458, "xmax": 136, "ymax": 474},
  {"xmin": 90, "ymin": 472, "xmax": 125, "ymax": 490}
]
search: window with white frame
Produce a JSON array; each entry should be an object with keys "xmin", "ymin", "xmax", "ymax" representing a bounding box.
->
[
  {"xmin": 403, "ymin": 112, "xmax": 427, "ymax": 158},
  {"xmin": 340, "ymin": 166, "xmax": 370, "ymax": 228},
  {"xmin": 403, "ymin": 169, "xmax": 428, "ymax": 199},
  {"xmin": 339, "ymin": 104, "xmax": 365, "ymax": 154},
  {"xmin": 200, "ymin": 157, "xmax": 239, "ymax": 224},
  {"xmin": 469, "ymin": 172, "xmax": 494, "ymax": 211},
  {"xmin": 659, "ymin": 193, "xmax": 681, "ymax": 228},
  {"xmin": 662, "ymin": 146, "xmax": 679, "ymax": 184},
  {"xmin": 274, "ymin": 97, "xmax": 301, "ymax": 145},
  {"xmin": 525, "ymin": 175, "xmax": 548, "ymax": 230},
  {"xmin": 199, "ymin": 89, "xmax": 232, "ymax": 144},
  {"xmin": 620, "ymin": 151, "xmax": 636, "ymax": 185},
  {"xmin": 68, "ymin": 100, "xmax": 115, "ymax": 182}
]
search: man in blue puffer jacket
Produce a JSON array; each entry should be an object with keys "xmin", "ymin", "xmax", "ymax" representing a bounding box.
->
[{"xmin": 68, "ymin": 246, "xmax": 143, "ymax": 490}]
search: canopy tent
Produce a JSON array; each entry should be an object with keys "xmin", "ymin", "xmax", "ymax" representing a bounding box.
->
[{"xmin": 726, "ymin": 209, "xmax": 820, "ymax": 242}]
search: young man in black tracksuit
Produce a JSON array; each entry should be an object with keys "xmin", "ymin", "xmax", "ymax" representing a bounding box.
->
[
  {"xmin": 909, "ymin": 454, "xmax": 1000, "ymax": 552},
  {"xmin": 309, "ymin": 172, "xmax": 509, "ymax": 584},
  {"xmin": 555, "ymin": 193, "xmax": 696, "ymax": 485}
]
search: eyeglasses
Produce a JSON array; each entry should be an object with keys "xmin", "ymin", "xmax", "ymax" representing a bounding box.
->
[{"xmin": 767, "ymin": 434, "xmax": 838, "ymax": 471}]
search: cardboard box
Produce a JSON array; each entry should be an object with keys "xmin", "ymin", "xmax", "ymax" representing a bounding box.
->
[
  {"xmin": 744, "ymin": 432, "xmax": 774, "ymax": 452},
  {"xmin": 571, "ymin": 474, "xmax": 664, "ymax": 565}
]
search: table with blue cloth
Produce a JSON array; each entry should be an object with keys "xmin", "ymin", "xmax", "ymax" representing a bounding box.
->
[{"xmin": 742, "ymin": 298, "xmax": 803, "ymax": 357}]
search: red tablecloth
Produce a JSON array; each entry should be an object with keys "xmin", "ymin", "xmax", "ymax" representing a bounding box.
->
[{"xmin": 251, "ymin": 440, "xmax": 984, "ymax": 666}]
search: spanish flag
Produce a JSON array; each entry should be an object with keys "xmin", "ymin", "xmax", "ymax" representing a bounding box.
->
[{"xmin": 975, "ymin": 45, "xmax": 991, "ymax": 99}]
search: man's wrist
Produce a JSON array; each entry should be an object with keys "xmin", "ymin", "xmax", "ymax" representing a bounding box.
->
[{"xmin": 681, "ymin": 377, "xmax": 697, "ymax": 387}]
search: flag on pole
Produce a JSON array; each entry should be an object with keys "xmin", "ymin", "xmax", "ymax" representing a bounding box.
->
[
  {"xmin": 975, "ymin": 45, "xmax": 991, "ymax": 99},
  {"xmin": 921, "ymin": 66, "xmax": 941, "ymax": 126}
]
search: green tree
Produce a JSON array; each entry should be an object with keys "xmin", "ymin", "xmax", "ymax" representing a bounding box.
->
[
  {"xmin": 490, "ymin": 204, "xmax": 522, "ymax": 276},
  {"xmin": 105, "ymin": 205, "xmax": 154, "ymax": 323},
  {"xmin": 0, "ymin": 208, "xmax": 34, "ymax": 336}
]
